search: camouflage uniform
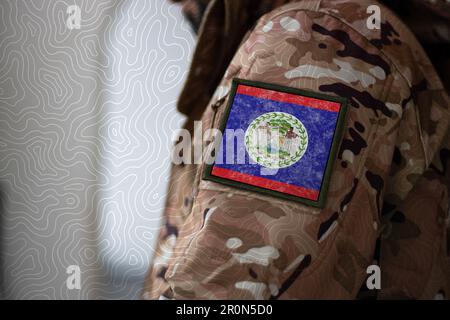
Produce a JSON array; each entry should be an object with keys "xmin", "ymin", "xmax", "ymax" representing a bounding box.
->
[{"xmin": 143, "ymin": 0, "xmax": 450, "ymax": 299}]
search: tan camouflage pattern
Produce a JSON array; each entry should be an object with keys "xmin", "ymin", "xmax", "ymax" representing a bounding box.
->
[{"xmin": 143, "ymin": 0, "xmax": 450, "ymax": 299}]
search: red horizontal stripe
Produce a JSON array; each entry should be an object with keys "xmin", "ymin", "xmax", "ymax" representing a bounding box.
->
[
  {"xmin": 236, "ymin": 84, "xmax": 341, "ymax": 112},
  {"xmin": 211, "ymin": 166, "xmax": 319, "ymax": 201}
]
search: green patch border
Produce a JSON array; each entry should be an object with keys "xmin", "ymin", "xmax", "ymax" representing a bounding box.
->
[{"xmin": 203, "ymin": 78, "xmax": 348, "ymax": 208}]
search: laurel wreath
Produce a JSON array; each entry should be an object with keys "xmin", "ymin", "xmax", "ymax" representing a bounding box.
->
[{"xmin": 245, "ymin": 112, "xmax": 308, "ymax": 169}]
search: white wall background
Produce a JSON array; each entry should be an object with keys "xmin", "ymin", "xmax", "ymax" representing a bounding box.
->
[{"xmin": 0, "ymin": 0, "xmax": 194, "ymax": 299}]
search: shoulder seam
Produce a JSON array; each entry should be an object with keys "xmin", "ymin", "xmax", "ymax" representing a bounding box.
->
[
  {"xmin": 261, "ymin": 6, "xmax": 412, "ymax": 90},
  {"xmin": 256, "ymin": 5, "xmax": 428, "ymax": 165}
]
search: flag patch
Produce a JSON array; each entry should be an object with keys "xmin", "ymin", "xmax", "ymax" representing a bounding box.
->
[{"xmin": 203, "ymin": 78, "xmax": 347, "ymax": 208}]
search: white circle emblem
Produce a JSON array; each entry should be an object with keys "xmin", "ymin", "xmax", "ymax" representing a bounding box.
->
[{"xmin": 244, "ymin": 112, "xmax": 308, "ymax": 169}]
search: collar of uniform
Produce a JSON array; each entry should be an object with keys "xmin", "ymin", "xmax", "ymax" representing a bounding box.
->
[{"xmin": 176, "ymin": 0, "xmax": 291, "ymax": 119}]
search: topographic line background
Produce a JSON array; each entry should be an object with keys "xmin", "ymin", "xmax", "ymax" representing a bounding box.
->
[{"xmin": 0, "ymin": 0, "xmax": 194, "ymax": 299}]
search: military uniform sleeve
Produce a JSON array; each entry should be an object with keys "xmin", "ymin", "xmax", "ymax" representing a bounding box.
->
[
  {"xmin": 160, "ymin": 3, "xmax": 424, "ymax": 299},
  {"xmin": 379, "ymin": 86, "xmax": 450, "ymax": 299}
]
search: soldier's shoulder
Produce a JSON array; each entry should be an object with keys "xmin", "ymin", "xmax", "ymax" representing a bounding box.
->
[{"xmin": 256, "ymin": 0, "xmax": 443, "ymax": 91}]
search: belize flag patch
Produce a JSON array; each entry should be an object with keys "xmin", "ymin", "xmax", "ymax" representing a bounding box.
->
[{"xmin": 203, "ymin": 78, "xmax": 347, "ymax": 208}]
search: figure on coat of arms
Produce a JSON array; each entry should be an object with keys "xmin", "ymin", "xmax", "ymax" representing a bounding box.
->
[{"xmin": 283, "ymin": 127, "xmax": 298, "ymax": 156}]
